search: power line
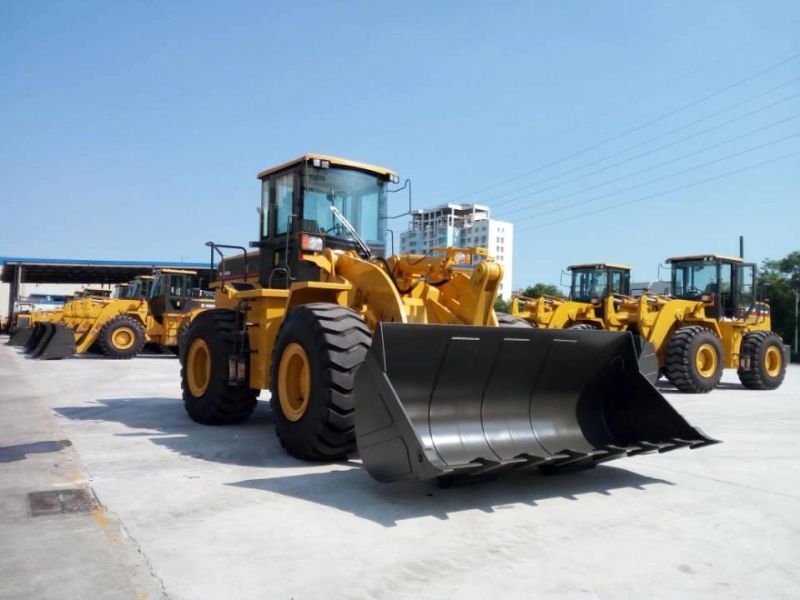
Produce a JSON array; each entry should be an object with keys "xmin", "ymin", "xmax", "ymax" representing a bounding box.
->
[
  {"xmin": 496, "ymin": 111, "xmax": 800, "ymax": 220},
  {"xmin": 489, "ymin": 77, "xmax": 800, "ymax": 209},
  {"xmin": 512, "ymin": 130, "xmax": 800, "ymax": 224},
  {"xmin": 453, "ymin": 15, "xmax": 800, "ymax": 202},
  {"xmin": 450, "ymin": 49, "xmax": 800, "ymax": 202},
  {"xmin": 515, "ymin": 150, "xmax": 800, "ymax": 233}
]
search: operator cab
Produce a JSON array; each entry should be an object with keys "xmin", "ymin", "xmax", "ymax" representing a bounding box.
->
[
  {"xmin": 667, "ymin": 254, "xmax": 757, "ymax": 319},
  {"xmin": 148, "ymin": 269, "xmax": 201, "ymax": 320},
  {"xmin": 127, "ymin": 276, "xmax": 154, "ymax": 300},
  {"xmin": 568, "ymin": 263, "xmax": 631, "ymax": 306},
  {"xmin": 255, "ymin": 154, "xmax": 398, "ymax": 288}
]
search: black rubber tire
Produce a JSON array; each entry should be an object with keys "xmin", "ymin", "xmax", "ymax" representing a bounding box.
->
[
  {"xmin": 737, "ymin": 330, "xmax": 787, "ymax": 390},
  {"xmin": 664, "ymin": 325, "xmax": 723, "ymax": 393},
  {"xmin": 568, "ymin": 323, "xmax": 600, "ymax": 330},
  {"xmin": 496, "ymin": 312, "xmax": 534, "ymax": 328},
  {"xmin": 181, "ymin": 309, "xmax": 258, "ymax": 424},
  {"xmin": 98, "ymin": 315, "xmax": 146, "ymax": 359},
  {"xmin": 270, "ymin": 303, "xmax": 371, "ymax": 461}
]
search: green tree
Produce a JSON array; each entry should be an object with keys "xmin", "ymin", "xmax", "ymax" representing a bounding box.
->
[
  {"xmin": 494, "ymin": 297, "xmax": 510, "ymax": 313},
  {"xmin": 760, "ymin": 251, "xmax": 800, "ymax": 362},
  {"xmin": 521, "ymin": 283, "xmax": 566, "ymax": 298}
]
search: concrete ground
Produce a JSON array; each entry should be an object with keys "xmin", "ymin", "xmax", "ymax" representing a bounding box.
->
[{"xmin": 1, "ymin": 340, "xmax": 799, "ymax": 600}]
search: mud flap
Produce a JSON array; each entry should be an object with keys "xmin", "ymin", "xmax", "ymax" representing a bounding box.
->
[
  {"xmin": 354, "ymin": 324, "xmax": 719, "ymax": 483},
  {"xmin": 29, "ymin": 324, "xmax": 75, "ymax": 360},
  {"xmin": 8, "ymin": 326, "xmax": 33, "ymax": 347}
]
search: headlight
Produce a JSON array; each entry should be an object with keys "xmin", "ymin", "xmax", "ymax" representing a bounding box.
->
[
  {"xmin": 301, "ymin": 234, "xmax": 324, "ymax": 252},
  {"xmin": 701, "ymin": 293, "xmax": 713, "ymax": 303},
  {"xmin": 390, "ymin": 174, "xmax": 400, "ymax": 184},
  {"xmin": 591, "ymin": 297, "xmax": 601, "ymax": 305}
]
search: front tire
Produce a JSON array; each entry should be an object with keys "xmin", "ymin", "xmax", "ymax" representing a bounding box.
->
[
  {"xmin": 181, "ymin": 309, "xmax": 258, "ymax": 424},
  {"xmin": 270, "ymin": 303, "xmax": 371, "ymax": 461},
  {"xmin": 738, "ymin": 330, "xmax": 787, "ymax": 390},
  {"xmin": 98, "ymin": 315, "xmax": 146, "ymax": 359},
  {"xmin": 664, "ymin": 326, "xmax": 723, "ymax": 393}
]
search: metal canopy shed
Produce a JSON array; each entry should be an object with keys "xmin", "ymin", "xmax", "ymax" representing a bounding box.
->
[{"xmin": 1, "ymin": 256, "xmax": 211, "ymax": 319}]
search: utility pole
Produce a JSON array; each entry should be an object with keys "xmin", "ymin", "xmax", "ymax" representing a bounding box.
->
[{"xmin": 795, "ymin": 289, "xmax": 799, "ymax": 355}]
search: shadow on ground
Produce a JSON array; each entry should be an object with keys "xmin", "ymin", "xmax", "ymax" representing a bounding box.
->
[
  {"xmin": 54, "ymin": 397, "xmax": 312, "ymax": 469},
  {"xmin": 655, "ymin": 380, "xmax": 745, "ymax": 393},
  {"xmin": 0, "ymin": 440, "xmax": 72, "ymax": 463},
  {"xmin": 229, "ymin": 464, "xmax": 673, "ymax": 526},
  {"xmin": 55, "ymin": 397, "xmax": 674, "ymax": 526}
]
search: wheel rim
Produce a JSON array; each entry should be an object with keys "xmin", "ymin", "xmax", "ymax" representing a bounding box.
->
[
  {"xmin": 111, "ymin": 326, "xmax": 136, "ymax": 350},
  {"xmin": 765, "ymin": 346, "xmax": 782, "ymax": 377},
  {"xmin": 278, "ymin": 343, "xmax": 311, "ymax": 422},
  {"xmin": 695, "ymin": 343, "xmax": 718, "ymax": 378},
  {"xmin": 187, "ymin": 339, "xmax": 211, "ymax": 397}
]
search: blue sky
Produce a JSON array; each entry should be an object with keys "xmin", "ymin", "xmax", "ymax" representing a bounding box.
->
[{"xmin": 1, "ymin": 1, "xmax": 798, "ymax": 289}]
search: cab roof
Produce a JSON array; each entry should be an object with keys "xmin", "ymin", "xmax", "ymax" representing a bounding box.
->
[
  {"xmin": 257, "ymin": 154, "xmax": 398, "ymax": 180},
  {"xmin": 568, "ymin": 262, "xmax": 632, "ymax": 271},
  {"xmin": 666, "ymin": 254, "xmax": 743, "ymax": 263}
]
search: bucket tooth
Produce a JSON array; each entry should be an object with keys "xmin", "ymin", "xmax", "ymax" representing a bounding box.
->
[{"xmin": 354, "ymin": 324, "xmax": 719, "ymax": 483}]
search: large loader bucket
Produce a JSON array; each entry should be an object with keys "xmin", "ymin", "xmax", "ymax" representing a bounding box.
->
[
  {"xmin": 27, "ymin": 323, "xmax": 75, "ymax": 360},
  {"xmin": 24, "ymin": 323, "xmax": 48, "ymax": 353},
  {"xmin": 354, "ymin": 324, "xmax": 718, "ymax": 483},
  {"xmin": 7, "ymin": 326, "xmax": 33, "ymax": 347}
]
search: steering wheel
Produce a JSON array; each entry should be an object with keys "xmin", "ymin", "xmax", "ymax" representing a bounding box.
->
[{"xmin": 686, "ymin": 286, "xmax": 702, "ymax": 297}]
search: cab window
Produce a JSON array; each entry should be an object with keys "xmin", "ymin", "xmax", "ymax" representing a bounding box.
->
[{"xmin": 275, "ymin": 173, "xmax": 294, "ymax": 235}]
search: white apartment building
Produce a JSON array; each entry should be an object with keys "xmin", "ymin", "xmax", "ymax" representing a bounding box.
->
[{"xmin": 398, "ymin": 204, "xmax": 514, "ymax": 300}]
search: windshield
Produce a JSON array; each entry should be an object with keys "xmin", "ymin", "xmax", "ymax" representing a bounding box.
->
[
  {"xmin": 672, "ymin": 261, "xmax": 718, "ymax": 299},
  {"xmin": 571, "ymin": 269, "xmax": 608, "ymax": 302},
  {"xmin": 302, "ymin": 167, "xmax": 387, "ymax": 245}
]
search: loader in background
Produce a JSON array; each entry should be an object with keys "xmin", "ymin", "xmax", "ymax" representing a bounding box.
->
[
  {"xmin": 180, "ymin": 154, "xmax": 717, "ymax": 484},
  {"xmin": 619, "ymin": 254, "xmax": 789, "ymax": 393},
  {"xmin": 24, "ymin": 269, "xmax": 213, "ymax": 360},
  {"xmin": 508, "ymin": 263, "xmax": 659, "ymax": 382},
  {"xmin": 510, "ymin": 263, "xmax": 633, "ymax": 330}
]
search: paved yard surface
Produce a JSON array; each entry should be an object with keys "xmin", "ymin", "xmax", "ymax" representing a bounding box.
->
[{"xmin": 1, "ymin": 339, "xmax": 799, "ymax": 599}]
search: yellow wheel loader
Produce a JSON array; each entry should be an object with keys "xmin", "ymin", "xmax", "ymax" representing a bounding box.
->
[
  {"xmin": 509, "ymin": 263, "xmax": 660, "ymax": 382},
  {"xmin": 181, "ymin": 154, "xmax": 717, "ymax": 484},
  {"xmin": 619, "ymin": 254, "xmax": 789, "ymax": 393},
  {"xmin": 25, "ymin": 270, "xmax": 213, "ymax": 360},
  {"xmin": 510, "ymin": 263, "xmax": 633, "ymax": 330}
]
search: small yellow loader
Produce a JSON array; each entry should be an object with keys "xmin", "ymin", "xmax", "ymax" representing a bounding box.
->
[
  {"xmin": 25, "ymin": 270, "xmax": 213, "ymax": 360},
  {"xmin": 510, "ymin": 263, "xmax": 633, "ymax": 330},
  {"xmin": 180, "ymin": 154, "xmax": 717, "ymax": 484}
]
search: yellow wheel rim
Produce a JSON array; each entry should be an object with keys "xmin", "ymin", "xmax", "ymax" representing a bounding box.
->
[
  {"xmin": 278, "ymin": 343, "xmax": 311, "ymax": 422},
  {"xmin": 765, "ymin": 346, "xmax": 782, "ymax": 378},
  {"xmin": 187, "ymin": 339, "xmax": 211, "ymax": 397},
  {"xmin": 695, "ymin": 343, "xmax": 718, "ymax": 378},
  {"xmin": 111, "ymin": 326, "xmax": 136, "ymax": 350}
]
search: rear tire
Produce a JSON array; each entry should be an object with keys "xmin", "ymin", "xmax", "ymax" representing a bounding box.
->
[
  {"xmin": 98, "ymin": 315, "xmax": 146, "ymax": 359},
  {"xmin": 664, "ymin": 326, "xmax": 723, "ymax": 393},
  {"xmin": 181, "ymin": 309, "xmax": 258, "ymax": 424},
  {"xmin": 496, "ymin": 312, "xmax": 534, "ymax": 328},
  {"xmin": 270, "ymin": 303, "xmax": 371, "ymax": 461},
  {"xmin": 738, "ymin": 330, "xmax": 787, "ymax": 390}
]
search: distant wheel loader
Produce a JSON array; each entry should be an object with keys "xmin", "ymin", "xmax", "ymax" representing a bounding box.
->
[
  {"xmin": 180, "ymin": 154, "xmax": 716, "ymax": 484},
  {"xmin": 511, "ymin": 256, "xmax": 788, "ymax": 393},
  {"xmin": 18, "ymin": 269, "xmax": 213, "ymax": 360},
  {"xmin": 627, "ymin": 254, "xmax": 788, "ymax": 393}
]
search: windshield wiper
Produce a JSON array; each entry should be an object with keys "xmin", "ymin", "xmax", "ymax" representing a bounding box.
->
[{"xmin": 327, "ymin": 192, "xmax": 372, "ymax": 259}]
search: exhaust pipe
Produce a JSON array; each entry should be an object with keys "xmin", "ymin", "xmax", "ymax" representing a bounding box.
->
[{"xmin": 354, "ymin": 324, "xmax": 718, "ymax": 483}]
